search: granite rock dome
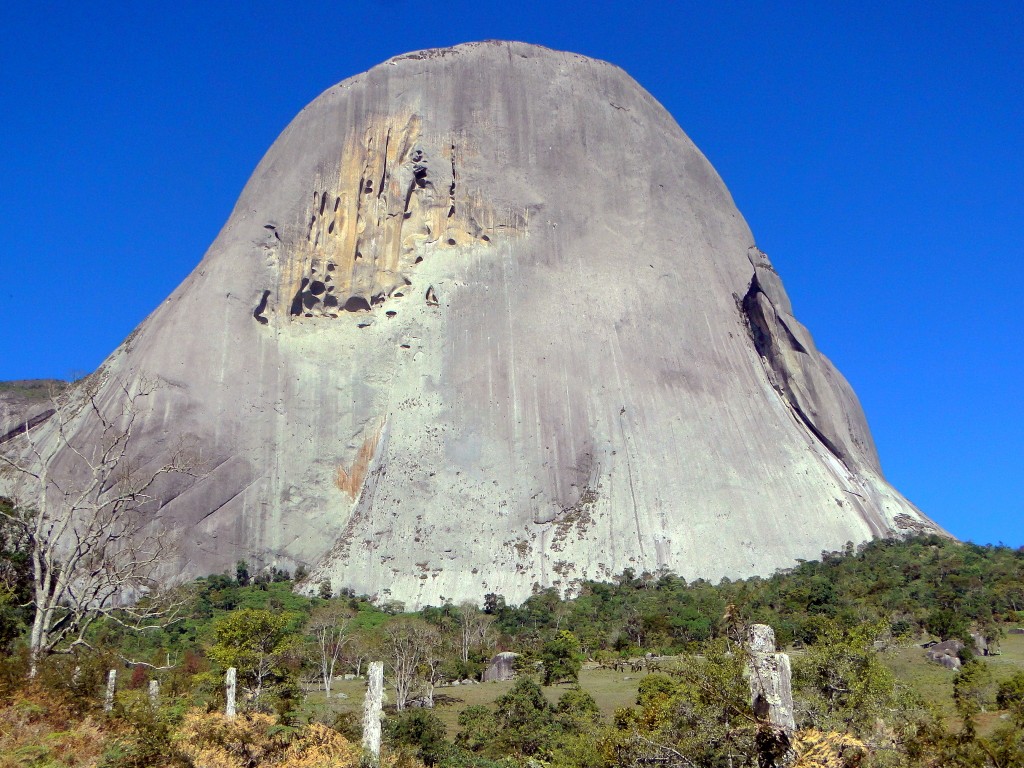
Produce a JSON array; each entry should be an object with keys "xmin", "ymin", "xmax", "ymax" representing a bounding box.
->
[{"xmin": 1, "ymin": 41, "xmax": 940, "ymax": 606}]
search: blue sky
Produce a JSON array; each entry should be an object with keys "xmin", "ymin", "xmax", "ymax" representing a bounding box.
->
[{"xmin": 1, "ymin": 2, "xmax": 1020, "ymax": 547}]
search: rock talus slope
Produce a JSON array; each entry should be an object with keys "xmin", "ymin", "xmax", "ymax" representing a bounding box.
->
[{"xmin": 1, "ymin": 42, "xmax": 941, "ymax": 606}]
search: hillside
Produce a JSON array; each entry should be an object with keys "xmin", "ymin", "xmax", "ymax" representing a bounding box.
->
[{"xmin": 2, "ymin": 534, "xmax": 1023, "ymax": 767}]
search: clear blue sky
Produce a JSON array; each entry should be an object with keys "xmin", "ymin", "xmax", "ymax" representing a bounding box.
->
[{"xmin": 1, "ymin": 2, "xmax": 1020, "ymax": 547}]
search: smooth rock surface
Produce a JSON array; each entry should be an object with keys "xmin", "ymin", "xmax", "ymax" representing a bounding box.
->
[
  {"xmin": 0, "ymin": 41, "xmax": 942, "ymax": 607},
  {"xmin": 483, "ymin": 651, "xmax": 520, "ymax": 682}
]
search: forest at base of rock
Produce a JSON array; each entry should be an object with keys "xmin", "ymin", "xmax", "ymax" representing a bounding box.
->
[{"xmin": 1, "ymin": 530, "xmax": 1023, "ymax": 767}]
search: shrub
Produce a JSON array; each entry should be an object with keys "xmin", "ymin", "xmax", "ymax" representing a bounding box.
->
[
  {"xmin": 173, "ymin": 709, "xmax": 371, "ymax": 768},
  {"xmin": 0, "ymin": 685, "xmax": 108, "ymax": 768},
  {"xmin": 387, "ymin": 709, "xmax": 448, "ymax": 765}
]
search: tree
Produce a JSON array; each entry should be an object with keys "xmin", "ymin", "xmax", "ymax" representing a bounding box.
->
[
  {"xmin": 925, "ymin": 607, "xmax": 969, "ymax": 643},
  {"xmin": 0, "ymin": 378, "xmax": 198, "ymax": 675},
  {"xmin": 343, "ymin": 628, "xmax": 374, "ymax": 678},
  {"xmin": 550, "ymin": 687, "xmax": 606, "ymax": 768},
  {"xmin": 482, "ymin": 592, "xmax": 505, "ymax": 615},
  {"xmin": 540, "ymin": 630, "xmax": 582, "ymax": 685},
  {"xmin": 720, "ymin": 602, "xmax": 746, "ymax": 651},
  {"xmin": 382, "ymin": 617, "xmax": 440, "ymax": 711},
  {"xmin": 997, "ymin": 670, "xmax": 1024, "ymax": 725},
  {"xmin": 456, "ymin": 601, "xmax": 494, "ymax": 662},
  {"xmin": 953, "ymin": 659, "xmax": 996, "ymax": 719},
  {"xmin": 209, "ymin": 608, "xmax": 298, "ymax": 707},
  {"xmin": 611, "ymin": 641, "xmax": 797, "ymax": 768},
  {"xmin": 654, "ymin": 642, "xmax": 757, "ymax": 766},
  {"xmin": 419, "ymin": 627, "xmax": 450, "ymax": 708},
  {"xmin": 491, "ymin": 677, "xmax": 555, "ymax": 757},
  {"xmin": 318, "ymin": 578, "xmax": 332, "ymax": 600},
  {"xmin": 305, "ymin": 601, "xmax": 355, "ymax": 697},
  {"xmin": 791, "ymin": 621, "xmax": 905, "ymax": 734},
  {"xmin": 0, "ymin": 496, "xmax": 32, "ymax": 650},
  {"xmin": 908, "ymin": 666, "xmax": 1024, "ymax": 765}
]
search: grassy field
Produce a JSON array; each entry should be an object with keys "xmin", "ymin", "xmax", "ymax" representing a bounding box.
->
[
  {"xmin": 880, "ymin": 631, "xmax": 1024, "ymax": 732},
  {"xmin": 305, "ymin": 632, "xmax": 1024, "ymax": 737},
  {"xmin": 304, "ymin": 666, "xmax": 643, "ymax": 736}
]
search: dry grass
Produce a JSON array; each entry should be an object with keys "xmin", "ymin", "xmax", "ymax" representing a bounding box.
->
[{"xmin": 0, "ymin": 688, "xmax": 109, "ymax": 768}]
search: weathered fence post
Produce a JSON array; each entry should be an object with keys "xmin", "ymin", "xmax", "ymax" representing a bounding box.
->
[
  {"xmin": 104, "ymin": 669, "xmax": 117, "ymax": 712},
  {"xmin": 148, "ymin": 679, "xmax": 160, "ymax": 707},
  {"xmin": 225, "ymin": 667, "xmax": 237, "ymax": 718},
  {"xmin": 747, "ymin": 624, "xmax": 795, "ymax": 731},
  {"xmin": 362, "ymin": 661, "xmax": 384, "ymax": 761},
  {"xmin": 747, "ymin": 624, "xmax": 795, "ymax": 767}
]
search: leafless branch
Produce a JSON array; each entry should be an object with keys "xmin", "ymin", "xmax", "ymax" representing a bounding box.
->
[{"xmin": 0, "ymin": 375, "xmax": 201, "ymax": 676}]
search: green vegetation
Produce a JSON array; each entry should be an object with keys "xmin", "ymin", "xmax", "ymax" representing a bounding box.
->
[
  {"xmin": 485, "ymin": 536, "xmax": 1022, "ymax": 654},
  {"xmin": 540, "ymin": 630, "xmax": 583, "ymax": 685},
  {"xmin": 0, "ymin": 379, "xmax": 68, "ymax": 402},
  {"xmin": 1, "ymin": 519, "xmax": 1023, "ymax": 766}
]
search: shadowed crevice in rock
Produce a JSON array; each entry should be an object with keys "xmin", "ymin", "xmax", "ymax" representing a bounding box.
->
[
  {"xmin": 0, "ymin": 408, "xmax": 55, "ymax": 445},
  {"xmin": 252, "ymin": 289, "xmax": 271, "ymax": 325},
  {"xmin": 741, "ymin": 247, "xmax": 881, "ymax": 474}
]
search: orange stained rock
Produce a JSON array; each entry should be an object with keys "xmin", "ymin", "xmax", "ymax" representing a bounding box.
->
[{"xmin": 334, "ymin": 423, "xmax": 382, "ymax": 499}]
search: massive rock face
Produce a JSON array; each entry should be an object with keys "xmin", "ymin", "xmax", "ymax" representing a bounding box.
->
[{"xmin": 1, "ymin": 41, "xmax": 940, "ymax": 606}]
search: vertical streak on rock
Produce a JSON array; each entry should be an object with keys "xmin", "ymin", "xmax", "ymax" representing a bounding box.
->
[
  {"xmin": 618, "ymin": 409, "xmax": 646, "ymax": 557},
  {"xmin": 363, "ymin": 661, "xmax": 384, "ymax": 761}
]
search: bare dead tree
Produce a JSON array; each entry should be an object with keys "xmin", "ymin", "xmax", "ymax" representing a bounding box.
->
[
  {"xmin": 343, "ymin": 628, "xmax": 374, "ymax": 678},
  {"xmin": 457, "ymin": 601, "xmax": 495, "ymax": 662},
  {"xmin": 420, "ymin": 628, "xmax": 451, "ymax": 708},
  {"xmin": 382, "ymin": 617, "xmax": 439, "ymax": 711},
  {"xmin": 305, "ymin": 601, "xmax": 355, "ymax": 697},
  {"xmin": 0, "ymin": 376, "xmax": 199, "ymax": 676}
]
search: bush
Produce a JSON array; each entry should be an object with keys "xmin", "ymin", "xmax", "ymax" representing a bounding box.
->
[
  {"xmin": 492, "ymin": 678, "xmax": 554, "ymax": 756},
  {"xmin": 34, "ymin": 649, "xmax": 118, "ymax": 716},
  {"xmin": 997, "ymin": 670, "xmax": 1024, "ymax": 723},
  {"xmin": 554, "ymin": 687, "xmax": 601, "ymax": 733},
  {"xmin": 0, "ymin": 685, "xmax": 109, "ymax": 768},
  {"xmin": 387, "ymin": 709, "xmax": 448, "ymax": 766},
  {"xmin": 326, "ymin": 710, "xmax": 363, "ymax": 743},
  {"xmin": 174, "ymin": 709, "xmax": 363, "ymax": 768},
  {"xmin": 100, "ymin": 691, "xmax": 186, "ymax": 768},
  {"xmin": 635, "ymin": 674, "xmax": 674, "ymax": 706},
  {"xmin": 455, "ymin": 705, "xmax": 497, "ymax": 754}
]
